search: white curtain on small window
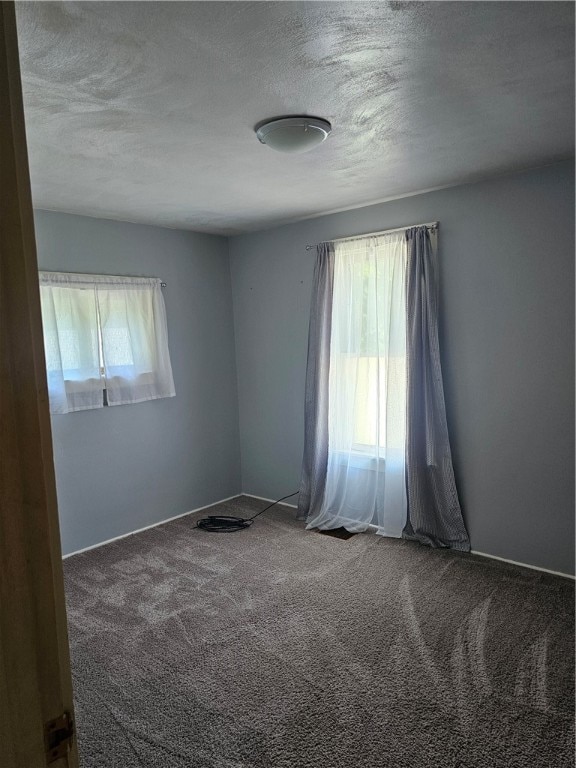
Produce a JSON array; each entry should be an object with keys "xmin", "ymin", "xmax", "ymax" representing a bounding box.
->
[
  {"xmin": 305, "ymin": 232, "xmax": 408, "ymax": 536},
  {"xmin": 39, "ymin": 272, "xmax": 175, "ymax": 414}
]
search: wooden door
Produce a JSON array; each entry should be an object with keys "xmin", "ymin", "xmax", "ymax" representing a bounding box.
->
[{"xmin": 0, "ymin": 3, "xmax": 79, "ymax": 766}]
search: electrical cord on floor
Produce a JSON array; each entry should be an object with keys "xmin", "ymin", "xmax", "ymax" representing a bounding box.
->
[{"xmin": 196, "ymin": 491, "xmax": 299, "ymax": 532}]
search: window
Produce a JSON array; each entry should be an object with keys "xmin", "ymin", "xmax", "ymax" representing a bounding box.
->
[
  {"xmin": 39, "ymin": 272, "xmax": 175, "ymax": 414},
  {"xmin": 306, "ymin": 230, "xmax": 409, "ymax": 537},
  {"xmin": 328, "ymin": 234, "xmax": 406, "ymax": 463}
]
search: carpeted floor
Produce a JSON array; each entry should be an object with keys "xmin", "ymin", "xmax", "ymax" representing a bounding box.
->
[{"xmin": 64, "ymin": 495, "xmax": 575, "ymax": 768}]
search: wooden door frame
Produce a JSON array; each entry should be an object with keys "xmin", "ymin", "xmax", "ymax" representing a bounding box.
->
[{"xmin": 0, "ymin": 2, "xmax": 79, "ymax": 766}]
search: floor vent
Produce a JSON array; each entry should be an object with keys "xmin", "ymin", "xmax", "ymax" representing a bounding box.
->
[{"xmin": 316, "ymin": 527, "xmax": 357, "ymax": 540}]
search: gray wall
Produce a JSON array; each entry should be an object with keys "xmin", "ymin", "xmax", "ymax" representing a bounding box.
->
[
  {"xmin": 229, "ymin": 161, "xmax": 575, "ymax": 575},
  {"xmin": 35, "ymin": 211, "xmax": 241, "ymax": 555}
]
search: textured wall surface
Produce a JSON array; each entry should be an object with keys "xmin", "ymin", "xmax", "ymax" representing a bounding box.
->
[
  {"xmin": 35, "ymin": 211, "xmax": 241, "ymax": 555},
  {"xmin": 229, "ymin": 161, "xmax": 575, "ymax": 575},
  {"xmin": 16, "ymin": 2, "xmax": 574, "ymax": 234}
]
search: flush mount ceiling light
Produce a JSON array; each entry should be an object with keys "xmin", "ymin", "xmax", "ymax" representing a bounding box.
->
[{"xmin": 255, "ymin": 116, "xmax": 332, "ymax": 154}]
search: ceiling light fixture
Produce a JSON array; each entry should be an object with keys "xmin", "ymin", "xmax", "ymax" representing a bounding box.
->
[{"xmin": 255, "ymin": 116, "xmax": 332, "ymax": 154}]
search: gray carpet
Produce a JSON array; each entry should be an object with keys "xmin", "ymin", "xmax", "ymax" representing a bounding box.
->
[{"xmin": 64, "ymin": 496, "xmax": 575, "ymax": 768}]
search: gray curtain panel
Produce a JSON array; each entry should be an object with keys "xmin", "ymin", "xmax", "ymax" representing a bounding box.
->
[
  {"xmin": 403, "ymin": 226, "xmax": 470, "ymax": 551},
  {"xmin": 297, "ymin": 243, "xmax": 335, "ymax": 521}
]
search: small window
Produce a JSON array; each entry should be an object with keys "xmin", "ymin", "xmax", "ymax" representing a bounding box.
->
[{"xmin": 39, "ymin": 272, "xmax": 175, "ymax": 414}]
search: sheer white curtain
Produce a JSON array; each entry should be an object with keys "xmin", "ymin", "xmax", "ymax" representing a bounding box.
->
[
  {"xmin": 39, "ymin": 272, "xmax": 175, "ymax": 414},
  {"xmin": 96, "ymin": 279, "xmax": 175, "ymax": 406},
  {"xmin": 40, "ymin": 275, "xmax": 104, "ymax": 413},
  {"xmin": 305, "ymin": 232, "xmax": 408, "ymax": 536}
]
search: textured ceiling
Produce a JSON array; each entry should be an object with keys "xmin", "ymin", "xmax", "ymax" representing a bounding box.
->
[{"xmin": 16, "ymin": 1, "xmax": 575, "ymax": 235}]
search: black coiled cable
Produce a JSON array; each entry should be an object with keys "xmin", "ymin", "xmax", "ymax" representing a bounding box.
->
[{"xmin": 196, "ymin": 492, "xmax": 299, "ymax": 532}]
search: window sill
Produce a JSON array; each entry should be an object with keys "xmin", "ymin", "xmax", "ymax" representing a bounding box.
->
[
  {"xmin": 329, "ymin": 451, "xmax": 384, "ymax": 471},
  {"xmin": 329, "ymin": 450, "xmax": 405, "ymax": 471}
]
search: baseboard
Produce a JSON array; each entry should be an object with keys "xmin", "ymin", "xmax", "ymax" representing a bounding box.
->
[
  {"xmin": 62, "ymin": 493, "xmax": 243, "ymax": 559},
  {"xmin": 470, "ymin": 549, "xmax": 574, "ymax": 580},
  {"xmin": 241, "ymin": 497, "xmax": 574, "ymax": 579},
  {"xmin": 243, "ymin": 497, "xmax": 574, "ymax": 579},
  {"xmin": 242, "ymin": 492, "xmax": 299, "ymax": 510},
  {"xmin": 62, "ymin": 492, "xmax": 573, "ymax": 581}
]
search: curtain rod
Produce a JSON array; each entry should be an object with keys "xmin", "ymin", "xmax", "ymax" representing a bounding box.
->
[
  {"xmin": 305, "ymin": 221, "xmax": 438, "ymax": 250},
  {"xmin": 39, "ymin": 269, "xmax": 167, "ymax": 287}
]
